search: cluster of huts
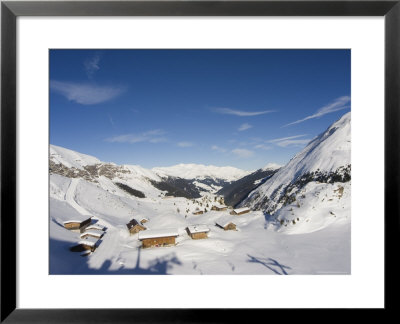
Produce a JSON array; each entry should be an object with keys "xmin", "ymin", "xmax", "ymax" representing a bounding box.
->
[
  {"xmin": 123, "ymin": 204, "xmax": 251, "ymax": 249},
  {"xmin": 61, "ymin": 202, "xmax": 251, "ymax": 252},
  {"xmin": 63, "ymin": 216, "xmax": 106, "ymax": 256}
]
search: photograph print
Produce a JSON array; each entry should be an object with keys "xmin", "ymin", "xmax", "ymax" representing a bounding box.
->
[{"xmin": 49, "ymin": 49, "xmax": 351, "ymax": 275}]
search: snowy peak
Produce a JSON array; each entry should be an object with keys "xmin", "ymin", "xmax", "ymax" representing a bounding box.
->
[
  {"xmin": 262, "ymin": 163, "xmax": 282, "ymax": 171},
  {"xmin": 50, "ymin": 144, "xmax": 101, "ymax": 170},
  {"xmin": 241, "ymin": 112, "xmax": 351, "ymax": 228},
  {"xmin": 152, "ymin": 163, "xmax": 251, "ymax": 181}
]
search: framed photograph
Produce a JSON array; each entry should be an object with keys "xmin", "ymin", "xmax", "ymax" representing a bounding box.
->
[{"xmin": 1, "ymin": 0, "xmax": 398, "ymax": 322}]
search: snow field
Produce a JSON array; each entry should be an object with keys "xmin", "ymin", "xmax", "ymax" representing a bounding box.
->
[{"xmin": 50, "ymin": 174, "xmax": 350, "ymax": 274}]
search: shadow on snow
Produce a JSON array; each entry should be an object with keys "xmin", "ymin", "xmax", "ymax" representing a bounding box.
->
[
  {"xmin": 247, "ymin": 254, "xmax": 291, "ymax": 275},
  {"xmin": 49, "ymin": 237, "xmax": 182, "ymax": 275}
]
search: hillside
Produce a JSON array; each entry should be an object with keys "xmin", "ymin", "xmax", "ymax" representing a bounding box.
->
[
  {"xmin": 217, "ymin": 164, "xmax": 281, "ymax": 207},
  {"xmin": 49, "ymin": 112, "xmax": 351, "ymax": 274},
  {"xmin": 240, "ymin": 112, "xmax": 351, "ymax": 233}
]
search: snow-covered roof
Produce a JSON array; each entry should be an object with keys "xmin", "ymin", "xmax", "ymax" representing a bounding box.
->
[
  {"xmin": 86, "ymin": 224, "xmax": 105, "ymax": 231},
  {"xmin": 80, "ymin": 231, "xmax": 103, "ymax": 238},
  {"xmin": 187, "ymin": 224, "xmax": 210, "ymax": 234},
  {"xmin": 138, "ymin": 228, "xmax": 179, "ymax": 240},
  {"xmin": 215, "ymin": 216, "xmax": 236, "ymax": 227},
  {"xmin": 63, "ymin": 216, "xmax": 91, "ymax": 225},
  {"xmin": 233, "ymin": 207, "xmax": 250, "ymax": 214},
  {"xmin": 213, "ymin": 204, "xmax": 227, "ymax": 209},
  {"xmin": 79, "ymin": 236, "xmax": 99, "ymax": 247}
]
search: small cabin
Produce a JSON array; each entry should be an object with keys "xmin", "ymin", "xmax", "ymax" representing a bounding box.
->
[
  {"xmin": 85, "ymin": 224, "xmax": 105, "ymax": 232},
  {"xmin": 193, "ymin": 210, "xmax": 204, "ymax": 215},
  {"xmin": 80, "ymin": 230, "xmax": 103, "ymax": 240},
  {"xmin": 211, "ymin": 204, "xmax": 227, "ymax": 211},
  {"xmin": 140, "ymin": 218, "xmax": 149, "ymax": 225},
  {"xmin": 186, "ymin": 225, "xmax": 210, "ymax": 239},
  {"xmin": 138, "ymin": 229, "xmax": 179, "ymax": 248},
  {"xmin": 126, "ymin": 219, "xmax": 146, "ymax": 235},
  {"xmin": 63, "ymin": 217, "xmax": 92, "ymax": 232},
  {"xmin": 70, "ymin": 236, "xmax": 99, "ymax": 253},
  {"xmin": 215, "ymin": 217, "xmax": 237, "ymax": 231},
  {"xmin": 230, "ymin": 207, "xmax": 251, "ymax": 215}
]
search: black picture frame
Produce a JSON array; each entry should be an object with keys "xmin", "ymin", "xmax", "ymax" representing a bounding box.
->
[{"xmin": 1, "ymin": 0, "xmax": 398, "ymax": 322}]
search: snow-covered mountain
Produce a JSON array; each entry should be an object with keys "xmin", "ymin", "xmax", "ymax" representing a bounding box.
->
[
  {"xmin": 152, "ymin": 163, "xmax": 251, "ymax": 194},
  {"xmin": 48, "ymin": 112, "xmax": 351, "ymax": 275},
  {"xmin": 49, "ymin": 145, "xmax": 250, "ymax": 199},
  {"xmin": 152, "ymin": 163, "xmax": 250, "ymax": 182},
  {"xmin": 217, "ymin": 164, "xmax": 281, "ymax": 208},
  {"xmin": 241, "ymin": 112, "xmax": 351, "ymax": 233}
]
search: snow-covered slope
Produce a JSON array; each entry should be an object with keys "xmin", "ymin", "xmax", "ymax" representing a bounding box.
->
[
  {"xmin": 152, "ymin": 163, "xmax": 251, "ymax": 181},
  {"xmin": 241, "ymin": 112, "xmax": 351, "ymax": 233},
  {"xmin": 217, "ymin": 164, "xmax": 281, "ymax": 207},
  {"xmin": 50, "ymin": 144, "xmax": 101, "ymax": 169},
  {"xmin": 49, "ymin": 117, "xmax": 351, "ymax": 274}
]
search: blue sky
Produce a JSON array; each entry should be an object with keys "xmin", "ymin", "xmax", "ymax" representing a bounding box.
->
[{"xmin": 50, "ymin": 49, "xmax": 350, "ymax": 171}]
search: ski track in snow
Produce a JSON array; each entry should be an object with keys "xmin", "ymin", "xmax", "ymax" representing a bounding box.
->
[{"xmin": 65, "ymin": 178, "xmax": 93, "ymax": 217}]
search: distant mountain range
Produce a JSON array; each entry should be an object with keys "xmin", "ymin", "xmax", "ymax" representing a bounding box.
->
[{"xmin": 50, "ymin": 111, "xmax": 351, "ymax": 233}]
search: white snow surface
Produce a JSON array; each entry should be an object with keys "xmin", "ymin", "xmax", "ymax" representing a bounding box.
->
[
  {"xmin": 50, "ymin": 144, "xmax": 101, "ymax": 169},
  {"xmin": 50, "ymin": 177, "xmax": 350, "ymax": 274},
  {"xmin": 79, "ymin": 237, "xmax": 99, "ymax": 247},
  {"xmin": 80, "ymin": 231, "xmax": 103, "ymax": 238},
  {"xmin": 233, "ymin": 207, "xmax": 250, "ymax": 214},
  {"xmin": 187, "ymin": 225, "xmax": 210, "ymax": 234},
  {"xmin": 86, "ymin": 224, "xmax": 105, "ymax": 231},
  {"xmin": 49, "ymin": 122, "xmax": 351, "ymax": 275},
  {"xmin": 138, "ymin": 229, "xmax": 179, "ymax": 240},
  {"xmin": 215, "ymin": 215, "xmax": 237, "ymax": 228},
  {"xmin": 254, "ymin": 112, "xmax": 350, "ymax": 198},
  {"xmin": 262, "ymin": 163, "xmax": 282, "ymax": 171},
  {"xmin": 152, "ymin": 163, "xmax": 251, "ymax": 181},
  {"xmin": 242, "ymin": 112, "xmax": 351, "ymax": 232}
]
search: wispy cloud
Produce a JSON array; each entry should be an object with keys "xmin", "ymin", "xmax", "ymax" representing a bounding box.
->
[
  {"xmin": 268, "ymin": 134, "xmax": 308, "ymax": 143},
  {"xmin": 214, "ymin": 107, "xmax": 275, "ymax": 117},
  {"xmin": 284, "ymin": 96, "xmax": 350, "ymax": 127},
  {"xmin": 274, "ymin": 139, "xmax": 311, "ymax": 147},
  {"xmin": 84, "ymin": 54, "xmax": 101, "ymax": 79},
  {"xmin": 50, "ymin": 80, "xmax": 125, "ymax": 105},
  {"xmin": 211, "ymin": 145, "xmax": 227, "ymax": 153},
  {"xmin": 254, "ymin": 144, "xmax": 272, "ymax": 150},
  {"xmin": 105, "ymin": 129, "xmax": 167, "ymax": 144},
  {"xmin": 267, "ymin": 134, "xmax": 311, "ymax": 148},
  {"xmin": 177, "ymin": 141, "xmax": 194, "ymax": 148},
  {"xmin": 238, "ymin": 123, "xmax": 253, "ymax": 131},
  {"xmin": 232, "ymin": 148, "xmax": 254, "ymax": 158},
  {"xmin": 108, "ymin": 115, "xmax": 115, "ymax": 128}
]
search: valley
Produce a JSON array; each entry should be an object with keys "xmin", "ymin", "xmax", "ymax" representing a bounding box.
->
[{"xmin": 49, "ymin": 113, "xmax": 351, "ymax": 275}]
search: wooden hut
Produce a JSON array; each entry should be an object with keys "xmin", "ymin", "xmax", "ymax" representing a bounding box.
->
[
  {"xmin": 192, "ymin": 210, "xmax": 204, "ymax": 215},
  {"xmin": 186, "ymin": 225, "xmax": 210, "ymax": 239},
  {"xmin": 126, "ymin": 219, "xmax": 146, "ymax": 235},
  {"xmin": 85, "ymin": 224, "xmax": 105, "ymax": 232},
  {"xmin": 215, "ymin": 216, "xmax": 237, "ymax": 231},
  {"xmin": 217, "ymin": 196, "xmax": 225, "ymax": 205},
  {"xmin": 80, "ymin": 230, "xmax": 103, "ymax": 240},
  {"xmin": 63, "ymin": 216, "xmax": 92, "ymax": 232},
  {"xmin": 138, "ymin": 229, "xmax": 179, "ymax": 248},
  {"xmin": 70, "ymin": 236, "xmax": 99, "ymax": 253},
  {"xmin": 230, "ymin": 207, "xmax": 251, "ymax": 215},
  {"xmin": 211, "ymin": 204, "xmax": 227, "ymax": 211}
]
